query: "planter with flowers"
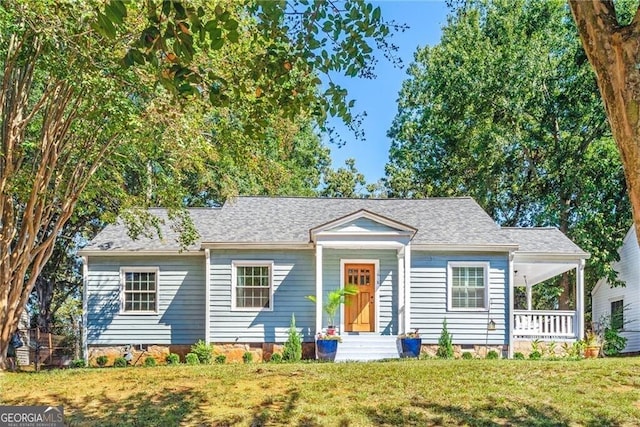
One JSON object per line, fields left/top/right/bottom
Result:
{"left": 398, "top": 329, "right": 422, "bottom": 358}
{"left": 583, "top": 330, "right": 601, "bottom": 359}
{"left": 306, "top": 285, "right": 358, "bottom": 360}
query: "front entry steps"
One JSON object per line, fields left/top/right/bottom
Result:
{"left": 334, "top": 333, "right": 400, "bottom": 362}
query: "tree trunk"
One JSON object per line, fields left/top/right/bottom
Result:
{"left": 569, "top": 1, "right": 640, "bottom": 244}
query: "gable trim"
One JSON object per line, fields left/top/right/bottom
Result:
{"left": 310, "top": 209, "right": 417, "bottom": 242}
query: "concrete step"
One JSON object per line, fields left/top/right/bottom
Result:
{"left": 334, "top": 334, "right": 401, "bottom": 362}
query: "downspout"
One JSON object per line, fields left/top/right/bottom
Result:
{"left": 82, "top": 256, "right": 88, "bottom": 362}
{"left": 508, "top": 251, "right": 515, "bottom": 358}
{"left": 205, "top": 249, "right": 211, "bottom": 344}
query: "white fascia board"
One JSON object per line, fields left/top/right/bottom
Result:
{"left": 78, "top": 250, "right": 204, "bottom": 256}
{"left": 317, "top": 240, "right": 406, "bottom": 249}
{"left": 202, "top": 242, "right": 313, "bottom": 250}
{"left": 411, "top": 243, "right": 518, "bottom": 253}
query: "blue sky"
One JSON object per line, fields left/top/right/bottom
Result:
{"left": 326, "top": 1, "right": 450, "bottom": 183}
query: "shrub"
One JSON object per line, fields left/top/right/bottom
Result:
{"left": 243, "top": 352, "right": 253, "bottom": 364}
{"left": 461, "top": 352, "right": 473, "bottom": 360}
{"left": 166, "top": 353, "right": 180, "bottom": 365}
{"left": 436, "top": 319, "right": 454, "bottom": 359}
{"left": 95, "top": 355, "right": 108, "bottom": 367}
{"left": 113, "top": 356, "right": 128, "bottom": 368}
{"left": 269, "top": 353, "right": 282, "bottom": 363}
{"left": 282, "top": 314, "right": 302, "bottom": 362}
{"left": 191, "top": 340, "right": 214, "bottom": 364}
{"left": 529, "top": 350, "right": 542, "bottom": 360}
{"left": 603, "top": 328, "right": 628, "bottom": 356}
{"left": 144, "top": 356, "right": 157, "bottom": 367}
{"left": 215, "top": 354, "right": 227, "bottom": 364}
{"left": 486, "top": 350, "right": 499, "bottom": 360}
{"left": 185, "top": 353, "right": 200, "bottom": 365}
{"left": 513, "top": 352, "right": 525, "bottom": 360}
{"left": 71, "top": 359, "right": 87, "bottom": 368}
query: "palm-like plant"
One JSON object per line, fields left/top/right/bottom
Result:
{"left": 307, "top": 285, "right": 358, "bottom": 327}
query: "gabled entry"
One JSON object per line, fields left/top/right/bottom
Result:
{"left": 344, "top": 263, "right": 376, "bottom": 332}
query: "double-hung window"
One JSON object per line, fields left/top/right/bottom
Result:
{"left": 448, "top": 262, "right": 489, "bottom": 310}
{"left": 121, "top": 267, "right": 159, "bottom": 313}
{"left": 232, "top": 261, "right": 273, "bottom": 311}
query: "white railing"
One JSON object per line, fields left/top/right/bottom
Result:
{"left": 513, "top": 310, "right": 576, "bottom": 339}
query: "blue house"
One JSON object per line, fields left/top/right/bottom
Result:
{"left": 80, "top": 196, "right": 588, "bottom": 361}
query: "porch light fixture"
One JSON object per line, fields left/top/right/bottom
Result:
{"left": 487, "top": 319, "right": 496, "bottom": 331}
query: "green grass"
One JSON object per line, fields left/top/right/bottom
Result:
{"left": 1, "top": 358, "right": 639, "bottom": 426}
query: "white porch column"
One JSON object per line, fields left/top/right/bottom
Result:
{"left": 507, "top": 252, "right": 515, "bottom": 359}
{"left": 315, "top": 244, "right": 323, "bottom": 334}
{"left": 397, "top": 247, "right": 405, "bottom": 335}
{"left": 526, "top": 284, "right": 533, "bottom": 311}
{"left": 576, "top": 258, "right": 585, "bottom": 340}
{"left": 205, "top": 249, "right": 211, "bottom": 344}
{"left": 82, "top": 256, "right": 88, "bottom": 361}
{"left": 404, "top": 243, "right": 412, "bottom": 333}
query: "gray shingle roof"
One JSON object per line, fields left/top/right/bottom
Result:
{"left": 501, "top": 227, "right": 587, "bottom": 255}
{"left": 82, "top": 197, "right": 587, "bottom": 257}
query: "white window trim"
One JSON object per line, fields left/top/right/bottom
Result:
{"left": 231, "top": 260, "right": 275, "bottom": 312}
{"left": 120, "top": 266, "right": 160, "bottom": 315}
{"left": 447, "top": 261, "right": 490, "bottom": 312}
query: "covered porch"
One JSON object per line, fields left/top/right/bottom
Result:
{"left": 506, "top": 228, "right": 589, "bottom": 348}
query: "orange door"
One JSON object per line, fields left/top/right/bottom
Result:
{"left": 344, "top": 263, "right": 375, "bottom": 332}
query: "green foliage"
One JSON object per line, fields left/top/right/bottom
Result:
{"left": 306, "top": 285, "right": 358, "bottom": 327}
{"left": 165, "top": 353, "right": 180, "bottom": 365}
{"left": 436, "top": 319, "right": 454, "bottom": 359}
{"left": 529, "top": 351, "right": 542, "bottom": 360}
{"left": 191, "top": 340, "right": 214, "bottom": 365}
{"left": 320, "top": 158, "right": 367, "bottom": 198}
{"left": 386, "top": 0, "right": 631, "bottom": 304}
{"left": 513, "top": 352, "right": 525, "bottom": 360}
{"left": 144, "top": 357, "right": 157, "bottom": 367}
{"left": 461, "top": 352, "right": 474, "bottom": 360}
{"left": 486, "top": 350, "right": 499, "bottom": 360}
{"left": 269, "top": 353, "right": 283, "bottom": 363}
{"left": 282, "top": 314, "right": 302, "bottom": 362}
{"left": 242, "top": 352, "right": 253, "bottom": 364}
{"left": 71, "top": 359, "right": 87, "bottom": 368}
{"left": 603, "top": 328, "right": 628, "bottom": 357}
{"left": 95, "top": 356, "right": 108, "bottom": 367}
{"left": 215, "top": 354, "right": 227, "bottom": 364}
{"left": 113, "top": 357, "right": 128, "bottom": 368}
{"left": 185, "top": 353, "right": 200, "bottom": 365}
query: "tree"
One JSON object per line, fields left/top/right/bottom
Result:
{"left": 386, "top": 0, "right": 631, "bottom": 306}
{"left": 569, "top": 0, "right": 640, "bottom": 248}
{"left": 320, "top": 158, "right": 367, "bottom": 197}
{"left": 0, "top": 0, "right": 398, "bottom": 368}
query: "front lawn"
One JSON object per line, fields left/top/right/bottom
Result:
{"left": 1, "top": 358, "right": 639, "bottom": 426}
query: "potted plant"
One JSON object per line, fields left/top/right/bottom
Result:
{"left": 307, "top": 285, "right": 358, "bottom": 361}
{"left": 306, "top": 285, "right": 358, "bottom": 335}
{"left": 398, "top": 329, "right": 422, "bottom": 358}
{"left": 314, "top": 333, "right": 342, "bottom": 361}
{"left": 583, "top": 330, "right": 601, "bottom": 358}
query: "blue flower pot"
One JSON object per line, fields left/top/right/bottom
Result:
{"left": 400, "top": 338, "right": 422, "bottom": 358}
{"left": 316, "top": 339, "right": 338, "bottom": 361}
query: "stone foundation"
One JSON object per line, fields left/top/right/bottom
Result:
{"left": 420, "top": 344, "right": 507, "bottom": 359}
{"left": 88, "top": 342, "right": 316, "bottom": 365}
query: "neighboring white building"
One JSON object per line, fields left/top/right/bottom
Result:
{"left": 592, "top": 226, "right": 640, "bottom": 354}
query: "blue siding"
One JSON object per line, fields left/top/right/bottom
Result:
{"left": 86, "top": 256, "right": 206, "bottom": 345}
{"left": 210, "top": 250, "right": 316, "bottom": 342}
{"left": 410, "top": 252, "right": 508, "bottom": 345}
{"left": 322, "top": 249, "right": 398, "bottom": 335}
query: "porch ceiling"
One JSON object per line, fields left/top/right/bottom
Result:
{"left": 513, "top": 260, "right": 577, "bottom": 287}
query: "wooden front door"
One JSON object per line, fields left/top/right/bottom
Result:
{"left": 344, "top": 263, "right": 375, "bottom": 332}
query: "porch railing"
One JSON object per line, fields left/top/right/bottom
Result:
{"left": 512, "top": 310, "right": 576, "bottom": 339}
